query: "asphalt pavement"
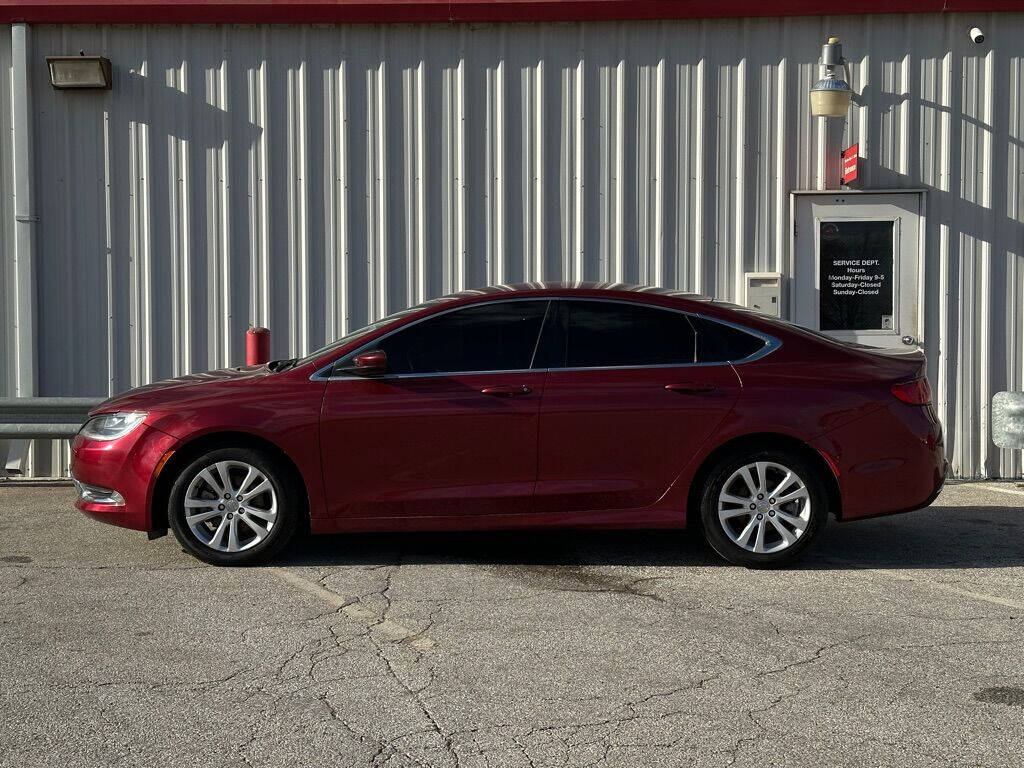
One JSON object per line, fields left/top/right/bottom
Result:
{"left": 1, "top": 481, "right": 1023, "bottom": 767}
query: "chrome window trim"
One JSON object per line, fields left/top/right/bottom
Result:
{"left": 311, "top": 296, "right": 781, "bottom": 381}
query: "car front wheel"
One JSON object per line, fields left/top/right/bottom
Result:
{"left": 699, "top": 448, "right": 828, "bottom": 568}
{"left": 167, "top": 447, "right": 299, "bottom": 565}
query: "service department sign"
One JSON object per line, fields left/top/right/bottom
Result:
{"left": 819, "top": 220, "right": 895, "bottom": 331}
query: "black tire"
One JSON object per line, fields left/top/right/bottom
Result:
{"left": 167, "top": 447, "right": 300, "bottom": 566}
{"left": 699, "top": 447, "right": 829, "bottom": 568}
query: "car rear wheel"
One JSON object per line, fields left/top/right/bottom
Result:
{"left": 167, "top": 447, "right": 299, "bottom": 565}
{"left": 699, "top": 448, "right": 828, "bottom": 567}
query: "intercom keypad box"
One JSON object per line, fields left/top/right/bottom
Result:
{"left": 744, "top": 273, "right": 783, "bottom": 318}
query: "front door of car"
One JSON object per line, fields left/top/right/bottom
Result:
{"left": 533, "top": 300, "right": 742, "bottom": 515}
{"left": 319, "top": 300, "right": 551, "bottom": 519}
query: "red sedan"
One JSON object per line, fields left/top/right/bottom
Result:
{"left": 70, "top": 284, "right": 945, "bottom": 567}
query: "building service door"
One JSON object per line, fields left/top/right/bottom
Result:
{"left": 791, "top": 192, "right": 923, "bottom": 349}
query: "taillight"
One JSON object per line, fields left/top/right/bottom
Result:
{"left": 891, "top": 377, "right": 932, "bottom": 405}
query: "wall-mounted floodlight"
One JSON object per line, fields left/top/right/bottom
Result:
{"left": 46, "top": 54, "right": 112, "bottom": 89}
{"left": 810, "top": 37, "right": 854, "bottom": 118}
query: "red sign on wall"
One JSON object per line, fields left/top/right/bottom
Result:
{"left": 841, "top": 143, "right": 859, "bottom": 185}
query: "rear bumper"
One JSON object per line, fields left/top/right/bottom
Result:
{"left": 812, "top": 402, "right": 946, "bottom": 521}
{"left": 70, "top": 423, "right": 179, "bottom": 532}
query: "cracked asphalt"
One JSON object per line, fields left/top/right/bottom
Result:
{"left": 1, "top": 481, "right": 1023, "bottom": 767}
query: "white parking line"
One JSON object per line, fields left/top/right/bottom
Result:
{"left": 891, "top": 573, "right": 1024, "bottom": 611}
{"left": 267, "top": 567, "right": 436, "bottom": 651}
{"left": 974, "top": 483, "right": 1024, "bottom": 499}
{"left": 823, "top": 556, "right": 1024, "bottom": 612}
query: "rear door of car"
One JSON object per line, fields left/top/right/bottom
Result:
{"left": 319, "top": 299, "right": 551, "bottom": 519}
{"left": 533, "top": 299, "right": 743, "bottom": 516}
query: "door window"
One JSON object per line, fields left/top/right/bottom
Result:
{"left": 562, "top": 301, "right": 697, "bottom": 369}
{"left": 341, "top": 300, "right": 550, "bottom": 375}
{"left": 818, "top": 220, "right": 895, "bottom": 331}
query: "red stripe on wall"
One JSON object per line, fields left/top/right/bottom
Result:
{"left": 0, "top": 0, "right": 1020, "bottom": 25}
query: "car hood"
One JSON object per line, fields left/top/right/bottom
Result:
{"left": 92, "top": 365, "right": 273, "bottom": 414}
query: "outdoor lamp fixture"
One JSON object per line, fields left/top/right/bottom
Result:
{"left": 46, "top": 53, "right": 112, "bottom": 89}
{"left": 810, "top": 37, "right": 854, "bottom": 118}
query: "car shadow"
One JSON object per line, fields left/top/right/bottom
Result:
{"left": 276, "top": 503, "right": 1024, "bottom": 570}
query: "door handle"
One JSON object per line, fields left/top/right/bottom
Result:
{"left": 480, "top": 384, "right": 533, "bottom": 397}
{"left": 665, "top": 382, "right": 718, "bottom": 395}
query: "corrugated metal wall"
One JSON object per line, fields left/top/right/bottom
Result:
{"left": 2, "top": 14, "right": 1023, "bottom": 478}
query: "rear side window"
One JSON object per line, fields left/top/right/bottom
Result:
{"left": 563, "top": 301, "right": 696, "bottom": 368}
{"left": 693, "top": 316, "right": 768, "bottom": 362}
{"left": 346, "top": 300, "right": 550, "bottom": 375}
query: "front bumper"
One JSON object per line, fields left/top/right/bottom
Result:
{"left": 70, "top": 422, "right": 179, "bottom": 532}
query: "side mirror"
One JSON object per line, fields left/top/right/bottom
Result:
{"left": 351, "top": 349, "right": 387, "bottom": 376}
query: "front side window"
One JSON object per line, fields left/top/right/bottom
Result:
{"left": 341, "top": 300, "right": 550, "bottom": 375}
{"left": 298, "top": 297, "right": 458, "bottom": 366}
{"left": 563, "top": 301, "right": 697, "bottom": 369}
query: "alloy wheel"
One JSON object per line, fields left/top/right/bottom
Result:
{"left": 183, "top": 461, "right": 278, "bottom": 553}
{"left": 717, "top": 461, "right": 811, "bottom": 554}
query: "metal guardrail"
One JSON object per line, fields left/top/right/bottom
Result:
{"left": 0, "top": 398, "right": 105, "bottom": 439}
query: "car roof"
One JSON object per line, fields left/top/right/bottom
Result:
{"left": 447, "top": 282, "right": 787, "bottom": 328}
{"left": 422, "top": 283, "right": 863, "bottom": 356}
{"left": 453, "top": 281, "right": 708, "bottom": 298}
{"left": 444, "top": 281, "right": 744, "bottom": 310}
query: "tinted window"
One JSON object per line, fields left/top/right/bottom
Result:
{"left": 565, "top": 301, "right": 696, "bottom": 368}
{"left": 297, "top": 298, "right": 450, "bottom": 365}
{"left": 693, "top": 317, "right": 767, "bottom": 362}
{"left": 531, "top": 300, "right": 568, "bottom": 369}
{"left": 344, "top": 300, "right": 550, "bottom": 375}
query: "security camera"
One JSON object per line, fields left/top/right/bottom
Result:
{"left": 969, "top": 27, "right": 985, "bottom": 44}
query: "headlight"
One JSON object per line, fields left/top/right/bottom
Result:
{"left": 79, "top": 411, "right": 148, "bottom": 441}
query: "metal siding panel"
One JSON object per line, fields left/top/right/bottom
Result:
{"left": 0, "top": 26, "right": 12, "bottom": 401}
{"left": 5, "top": 14, "right": 1024, "bottom": 478}
{"left": 1003, "top": 50, "right": 1024, "bottom": 478}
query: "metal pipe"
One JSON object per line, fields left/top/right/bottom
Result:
{"left": 7, "top": 24, "right": 40, "bottom": 476}
{"left": 11, "top": 23, "right": 38, "bottom": 399}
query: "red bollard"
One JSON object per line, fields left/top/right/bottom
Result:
{"left": 246, "top": 326, "right": 270, "bottom": 366}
